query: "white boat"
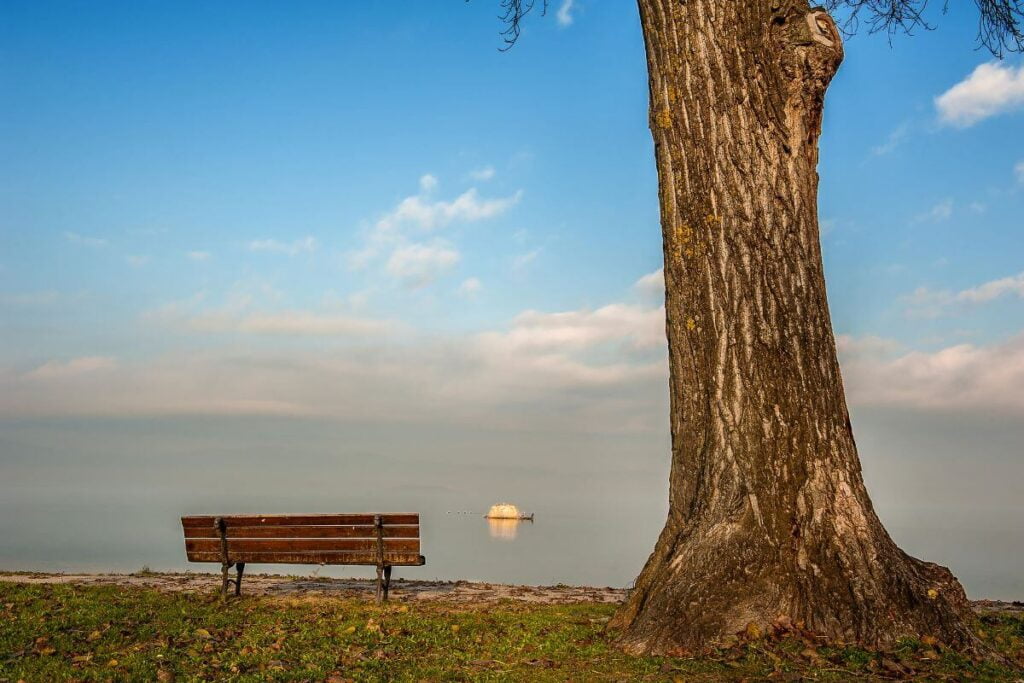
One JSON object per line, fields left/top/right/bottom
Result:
{"left": 483, "top": 503, "right": 534, "bottom": 521}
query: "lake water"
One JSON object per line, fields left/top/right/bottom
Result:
{"left": 1, "top": 413, "right": 1022, "bottom": 598}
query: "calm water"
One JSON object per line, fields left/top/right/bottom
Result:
{"left": 1, "top": 414, "right": 1022, "bottom": 598}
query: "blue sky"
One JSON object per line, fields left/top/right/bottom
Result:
{"left": 1, "top": 2, "right": 1023, "bottom": 592}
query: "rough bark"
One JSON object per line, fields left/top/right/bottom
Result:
{"left": 611, "top": 0, "right": 979, "bottom": 655}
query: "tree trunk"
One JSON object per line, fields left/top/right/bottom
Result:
{"left": 611, "top": 0, "right": 978, "bottom": 655}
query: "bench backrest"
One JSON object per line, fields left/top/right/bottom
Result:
{"left": 181, "top": 513, "right": 423, "bottom": 566}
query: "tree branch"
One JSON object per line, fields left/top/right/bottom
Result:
{"left": 823, "top": 0, "right": 1023, "bottom": 56}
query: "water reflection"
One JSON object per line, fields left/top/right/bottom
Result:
{"left": 487, "top": 518, "right": 523, "bottom": 540}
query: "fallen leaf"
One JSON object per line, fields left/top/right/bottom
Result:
{"left": 87, "top": 630, "right": 102, "bottom": 642}
{"left": 195, "top": 628, "right": 212, "bottom": 639}
{"left": 800, "top": 647, "right": 822, "bottom": 661}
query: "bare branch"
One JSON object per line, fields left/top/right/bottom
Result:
{"left": 824, "top": 0, "right": 1023, "bottom": 56}
{"left": 490, "top": 0, "right": 1022, "bottom": 55}
{"left": 493, "top": 0, "right": 548, "bottom": 51}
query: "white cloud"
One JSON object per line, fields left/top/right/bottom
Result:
{"left": 835, "top": 334, "right": 903, "bottom": 357}
{"left": 469, "top": 166, "right": 496, "bottom": 181}
{"left": 126, "top": 254, "right": 150, "bottom": 268}
{"left": 247, "top": 236, "right": 317, "bottom": 256}
{"left": 935, "top": 62, "right": 1024, "bottom": 127}
{"left": 840, "top": 333, "right": 1024, "bottom": 416}
{"left": 912, "top": 198, "right": 953, "bottom": 224}
{"left": 386, "top": 243, "right": 460, "bottom": 288}
{"left": 484, "top": 303, "right": 665, "bottom": 353}
{"left": 955, "top": 272, "right": 1024, "bottom": 304}
{"left": 902, "top": 271, "right": 1024, "bottom": 318}
{"left": 11, "top": 269, "right": 1024, "bottom": 427}
{"left": 419, "top": 174, "right": 438, "bottom": 192}
{"left": 1015, "top": 160, "right": 1024, "bottom": 184}
{"left": 24, "top": 356, "right": 116, "bottom": 380}
{"left": 511, "top": 248, "right": 541, "bottom": 272}
{"left": 1, "top": 296, "right": 668, "bottom": 431}
{"left": 458, "top": 277, "right": 483, "bottom": 298}
{"left": 64, "top": 231, "right": 106, "bottom": 247}
{"left": 870, "top": 122, "right": 909, "bottom": 156}
{"left": 191, "top": 310, "right": 395, "bottom": 337}
{"left": 633, "top": 268, "right": 664, "bottom": 298}
{"left": 376, "top": 187, "right": 521, "bottom": 233}
{"left": 556, "top": 0, "right": 576, "bottom": 27}
{"left": 187, "top": 251, "right": 211, "bottom": 262}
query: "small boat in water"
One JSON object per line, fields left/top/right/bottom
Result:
{"left": 484, "top": 503, "right": 534, "bottom": 521}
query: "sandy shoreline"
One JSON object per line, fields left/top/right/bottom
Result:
{"left": 3, "top": 571, "right": 1022, "bottom": 614}
{"left": 0, "top": 571, "right": 627, "bottom": 605}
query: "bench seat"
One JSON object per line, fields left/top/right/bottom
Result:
{"left": 180, "top": 513, "right": 424, "bottom": 601}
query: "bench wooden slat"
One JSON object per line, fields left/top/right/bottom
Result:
{"left": 185, "top": 551, "right": 425, "bottom": 566}
{"left": 185, "top": 538, "right": 419, "bottom": 554}
{"left": 181, "top": 513, "right": 419, "bottom": 528}
{"left": 181, "top": 512, "right": 425, "bottom": 601}
{"left": 183, "top": 525, "right": 419, "bottom": 539}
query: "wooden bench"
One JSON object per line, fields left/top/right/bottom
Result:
{"left": 180, "top": 513, "right": 425, "bottom": 602}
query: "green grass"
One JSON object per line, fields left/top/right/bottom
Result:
{"left": 1, "top": 582, "right": 1021, "bottom": 681}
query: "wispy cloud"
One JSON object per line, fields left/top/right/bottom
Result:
{"left": 835, "top": 334, "right": 903, "bottom": 357}
{"left": 511, "top": 248, "right": 541, "bottom": 272}
{"left": 419, "top": 173, "right": 438, "bottom": 192}
{"left": 633, "top": 268, "right": 664, "bottom": 299}
{"left": 386, "top": 243, "right": 460, "bottom": 288}
{"left": 468, "top": 166, "right": 496, "bottom": 182}
{"left": 458, "top": 277, "right": 483, "bottom": 298}
{"left": 1015, "top": 160, "right": 1024, "bottom": 184}
{"left": 187, "top": 251, "right": 211, "bottom": 262}
{"left": 556, "top": 0, "right": 576, "bottom": 27}
{"left": 870, "top": 122, "right": 909, "bottom": 156}
{"left": 935, "top": 62, "right": 1024, "bottom": 127}
{"left": 248, "top": 236, "right": 317, "bottom": 256}
{"left": 24, "top": 356, "right": 117, "bottom": 380}
{"left": 3, "top": 284, "right": 668, "bottom": 431}
{"left": 912, "top": 198, "right": 953, "bottom": 224}
{"left": 376, "top": 187, "right": 521, "bottom": 233}
{"left": 840, "top": 333, "right": 1024, "bottom": 417}
{"left": 902, "top": 271, "right": 1024, "bottom": 318}
{"left": 126, "top": 254, "right": 150, "bottom": 268}
{"left": 190, "top": 310, "right": 395, "bottom": 337}
{"left": 64, "top": 231, "right": 106, "bottom": 247}
{"left": 11, "top": 272, "right": 1024, "bottom": 426}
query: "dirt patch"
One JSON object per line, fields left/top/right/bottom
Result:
{"left": 0, "top": 571, "right": 627, "bottom": 605}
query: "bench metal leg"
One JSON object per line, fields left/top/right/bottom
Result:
{"left": 220, "top": 562, "right": 231, "bottom": 601}
{"left": 235, "top": 562, "right": 245, "bottom": 596}
{"left": 383, "top": 565, "right": 392, "bottom": 601}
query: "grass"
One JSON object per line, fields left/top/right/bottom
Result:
{"left": 1, "top": 581, "right": 1022, "bottom": 681}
